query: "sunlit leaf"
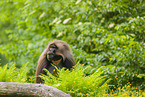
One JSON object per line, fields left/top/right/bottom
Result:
{"left": 63, "top": 18, "right": 71, "bottom": 24}
{"left": 39, "top": 12, "right": 45, "bottom": 20}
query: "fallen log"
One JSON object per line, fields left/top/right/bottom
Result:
{"left": 0, "top": 82, "right": 71, "bottom": 97}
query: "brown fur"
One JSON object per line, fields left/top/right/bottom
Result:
{"left": 35, "top": 40, "right": 75, "bottom": 83}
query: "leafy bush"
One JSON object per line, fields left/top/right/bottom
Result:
{"left": 41, "top": 64, "right": 110, "bottom": 97}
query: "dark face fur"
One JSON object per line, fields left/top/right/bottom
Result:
{"left": 47, "top": 44, "right": 62, "bottom": 61}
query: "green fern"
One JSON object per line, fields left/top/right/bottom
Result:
{"left": 41, "top": 64, "right": 111, "bottom": 97}
{"left": 0, "top": 63, "right": 28, "bottom": 82}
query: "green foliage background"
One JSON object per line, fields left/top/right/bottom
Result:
{"left": 0, "top": 0, "right": 145, "bottom": 95}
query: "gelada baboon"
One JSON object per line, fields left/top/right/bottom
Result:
{"left": 35, "top": 40, "right": 75, "bottom": 83}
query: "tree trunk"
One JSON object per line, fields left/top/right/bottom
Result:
{"left": 0, "top": 82, "right": 71, "bottom": 97}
